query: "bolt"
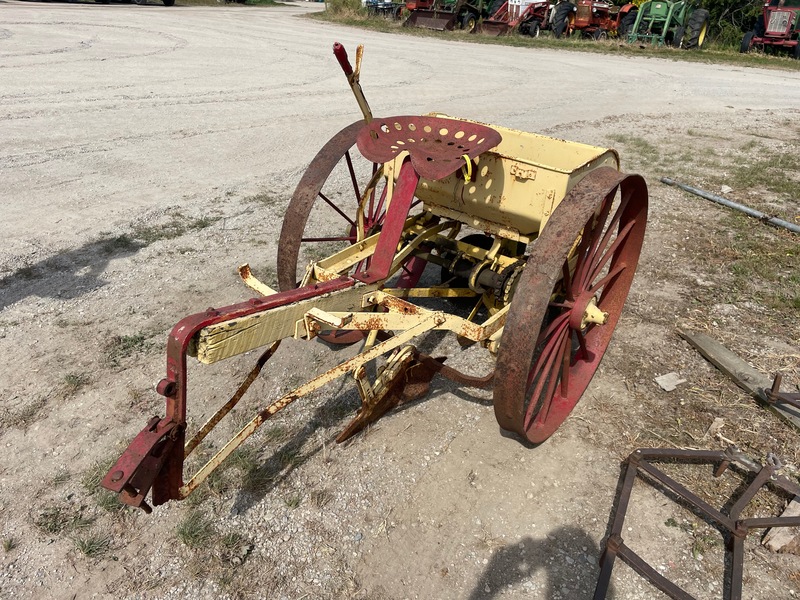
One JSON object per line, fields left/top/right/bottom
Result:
{"left": 110, "top": 470, "right": 124, "bottom": 483}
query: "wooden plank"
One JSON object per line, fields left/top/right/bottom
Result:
{"left": 763, "top": 497, "right": 800, "bottom": 553}
{"left": 679, "top": 331, "right": 800, "bottom": 431}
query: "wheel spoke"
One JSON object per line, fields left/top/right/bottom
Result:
{"left": 560, "top": 332, "right": 573, "bottom": 397}
{"left": 540, "top": 333, "right": 570, "bottom": 423}
{"left": 579, "top": 192, "right": 632, "bottom": 289}
{"left": 367, "top": 162, "right": 378, "bottom": 220}
{"left": 535, "top": 310, "right": 570, "bottom": 347}
{"left": 344, "top": 150, "right": 361, "bottom": 202}
{"left": 588, "top": 262, "right": 627, "bottom": 296}
{"left": 574, "top": 329, "right": 588, "bottom": 360}
{"left": 319, "top": 192, "right": 357, "bottom": 228}
{"left": 368, "top": 185, "right": 387, "bottom": 232}
{"left": 562, "top": 260, "right": 574, "bottom": 300}
{"left": 574, "top": 193, "right": 614, "bottom": 289}
{"left": 525, "top": 329, "right": 569, "bottom": 428}
{"left": 526, "top": 318, "right": 569, "bottom": 389}
{"left": 586, "top": 215, "right": 636, "bottom": 287}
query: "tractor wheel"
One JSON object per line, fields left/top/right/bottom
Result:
{"left": 618, "top": 10, "right": 637, "bottom": 36}
{"left": 493, "top": 167, "right": 648, "bottom": 444}
{"left": 461, "top": 12, "right": 478, "bottom": 33}
{"left": 552, "top": 2, "right": 576, "bottom": 38}
{"left": 277, "top": 120, "right": 427, "bottom": 343}
{"left": 593, "top": 28, "right": 608, "bottom": 40}
{"left": 670, "top": 26, "right": 685, "bottom": 48}
{"left": 162, "top": 0, "right": 175, "bottom": 5}
{"left": 526, "top": 19, "right": 542, "bottom": 37}
{"left": 684, "top": 8, "right": 709, "bottom": 50}
{"left": 740, "top": 31, "right": 755, "bottom": 53}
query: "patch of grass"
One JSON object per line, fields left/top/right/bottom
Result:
{"left": 95, "top": 490, "right": 126, "bottom": 514}
{"left": 101, "top": 234, "right": 140, "bottom": 255}
{"left": 729, "top": 146, "right": 800, "bottom": 197}
{"left": 177, "top": 510, "right": 216, "bottom": 549}
{"left": 310, "top": 488, "right": 332, "bottom": 508}
{"left": 1, "top": 396, "right": 47, "bottom": 431}
{"left": 75, "top": 533, "right": 111, "bottom": 558}
{"left": 131, "top": 215, "right": 220, "bottom": 245}
{"left": 277, "top": 448, "right": 304, "bottom": 469}
{"left": 264, "top": 425, "right": 291, "bottom": 444}
{"left": 106, "top": 333, "right": 150, "bottom": 366}
{"left": 245, "top": 191, "right": 282, "bottom": 207}
{"left": 284, "top": 494, "right": 302, "bottom": 509}
{"left": 52, "top": 468, "right": 71, "bottom": 487}
{"left": 15, "top": 265, "right": 40, "bottom": 280}
{"left": 34, "top": 506, "right": 95, "bottom": 535}
{"left": 82, "top": 458, "right": 117, "bottom": 495}
{"left": 609, "top": 135, "right": 660, "bottom": 164}
{"left": 3, "top": 538, "right": 17, "bottom": 553}
{"left": 63, "top": 372, "right": 90, "bottom": 395}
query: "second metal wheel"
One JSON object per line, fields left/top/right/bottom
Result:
{"left": 493, "top": 167, "right": 648, "bottom": 444}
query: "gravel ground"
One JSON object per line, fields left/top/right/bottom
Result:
{"left": 1, "top": 2, "right": 799, "bottom": 599}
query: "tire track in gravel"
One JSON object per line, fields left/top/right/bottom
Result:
{"left": 0, "top": 20, "right": 188, "bottom": 68}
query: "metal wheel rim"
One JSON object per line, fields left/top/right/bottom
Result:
{"left": 493, "top": 167, "right": 648, "bottom": 443}
{"left": 276, "top": 120, "right": 426, "bottom": 344}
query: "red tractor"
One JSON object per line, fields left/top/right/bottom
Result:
{"left": 740, "top": 0, "right": 800, "bottom": 58}
{"left": 565, "top": 0, "right": 638, "bottom": 39}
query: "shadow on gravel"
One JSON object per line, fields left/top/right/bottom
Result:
{"left": 0, "top": 236, "right": 143, "bottom": 312}
{"left": 468, "top": 526, "right": 615, "bottom": 599}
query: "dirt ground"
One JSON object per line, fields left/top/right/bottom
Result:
{"left": 1, "top": 2, "right": 799, "bottom": 599}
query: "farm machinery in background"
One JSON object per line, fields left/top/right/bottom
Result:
{"left": 404, "top": 0, "right": 497, "bottom": 31}
{"left": 626, "top": 0, "right": 710, "bottom": 47}
{"left": 740, "top": 0, "right": 800, "bottom": 58}
{"left": 569, "top": 0, "right": 639, "bottom": 39}
{"left": 101, "top": 42, "right": 648, "bottom": 513}
{"left": 482, "top": 0, "right": 640, "bottom": 39}
{"left": 481, "top": 0, "right": 551, "bottom": 36}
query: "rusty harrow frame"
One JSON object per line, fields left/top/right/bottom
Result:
{"left": 594, "top": 446, "right": 800, "bottom": 600}
{"left": 102, "top": 43, "right": 649, "bottom": 512}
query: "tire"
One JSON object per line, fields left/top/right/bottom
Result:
{"left": 461, "top": 11, "right": 478, "bottom": 33}
{"left": 740, "top": 30, "right": 755, "bottom": 53}
{"left": 162, "top": 0, "right": 175, "bottom": 5}
{"left": 683, "top": 8, "right": 709, "bottom": 50}
{"left": 618, "top": 10, "right": 637, "bottom": 36}
{"left": 593, "top": 28, "right": 608, "bottom": 40}
{"left": 754, "top": 15, "right": 765, "bottom": 37}
{"left": 670, "top": 26, "right": 685, "bottom": 47}
{"left": 552, "top": 2, "right": 576, "bottom": 38}
{"left": 794, "top": 42, "right": 800, "bottom": 60}
{"left": 526, "top": 19, "right": 541, "bottom": 37}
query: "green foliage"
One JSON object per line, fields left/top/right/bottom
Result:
{"left": 327, "top": 0, "right": 363, "bottom": 15}
{"left": 701, "top": 0, "right": 762, "bottom": 42}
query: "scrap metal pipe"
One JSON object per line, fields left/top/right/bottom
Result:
{"left": 660, "top": 177, "right": 800, "bottom": 234}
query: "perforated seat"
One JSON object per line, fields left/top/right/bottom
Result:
{"left": 356, "top": 115, "right": 502, "bottom": 182}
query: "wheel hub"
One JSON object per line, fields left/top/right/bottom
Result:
{"left": 569, "top": 293, "right": 608, "bottom": 331}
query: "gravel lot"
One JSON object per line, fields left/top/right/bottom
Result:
{"left": 1, "top": 2, "right": 799, "bottom": 599}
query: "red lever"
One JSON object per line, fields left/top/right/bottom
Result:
{"left": 333, "top": 42, "right": 353, "bottom": 76}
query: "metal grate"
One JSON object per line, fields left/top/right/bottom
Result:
{"left": 766, "top": 10, "right": 792, "bottom": 34}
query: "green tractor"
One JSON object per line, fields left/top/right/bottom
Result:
{"left": 626, "top": 0, "right": 709, "bottom": 48}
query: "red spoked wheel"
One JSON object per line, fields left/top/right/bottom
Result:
{"left": 277, "top": 120, "right": 427, "bottom": 344}
{"left": 493, "top": 167, "right": 648, "bottom": 444}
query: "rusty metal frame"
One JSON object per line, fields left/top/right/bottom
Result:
{"left": 766, "top": 372, "right": 800, "bottom": 412}
{"left": 593, "top": 447, "right": 800, "bottom": 600}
